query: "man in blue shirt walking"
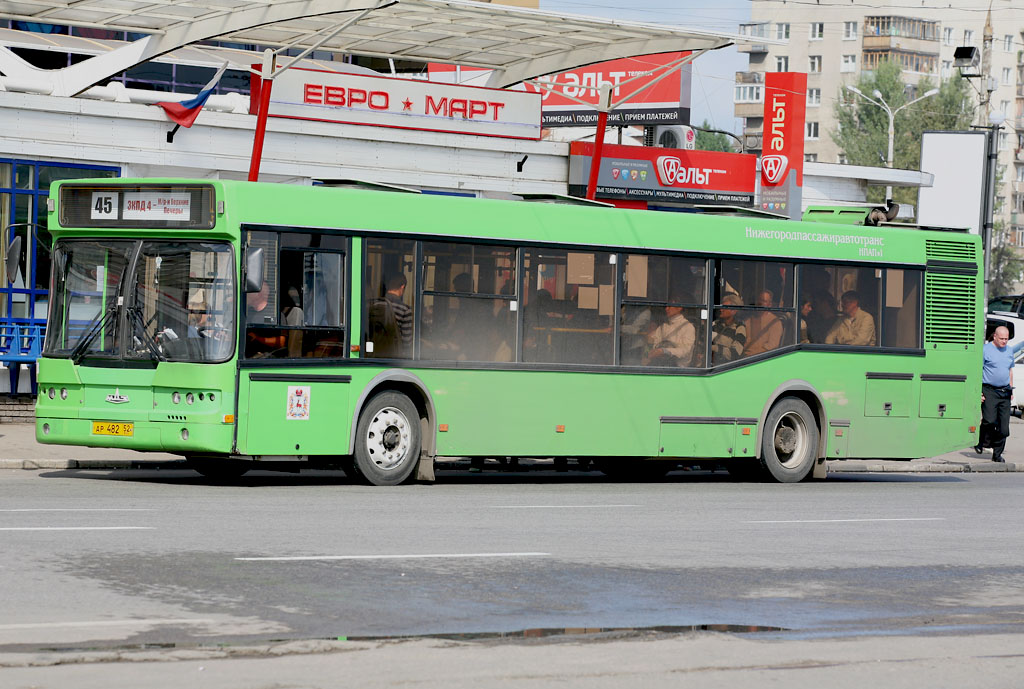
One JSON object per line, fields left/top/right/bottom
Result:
{"left": 976, "top": 325, "right": 1014, "bottom": 462}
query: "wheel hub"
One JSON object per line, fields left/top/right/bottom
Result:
{"left": 775, "top": 426, "right": 797, "bottom": 454}
{"left": 365, "top": 406, "right": 411, "bottom": 471}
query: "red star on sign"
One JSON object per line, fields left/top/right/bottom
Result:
{"left": 402, "top": 98, "right": 413, "bottom": 111}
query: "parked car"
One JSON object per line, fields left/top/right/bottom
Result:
{"left": 988, "top": 294, "right": 1024, "bottom": 316}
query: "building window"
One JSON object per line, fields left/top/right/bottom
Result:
{"left": 739, "top": 23, "right": 768, "bottom": 38}
{"left": 944, "top": 27, "right": 954, "bottom": 45}
{"left": 1006, "top": 35, "right": 1014, "bottom": 52}
{"left": 776, "top": 55, "right": 789, "bottom": 72}
{"left": 1000, "top": 131, "right": 1009, "bottom": 150}
{"left": 1016, "top": 166, "right": 1024, "bottom": 183}
{"left": 776, "top": 23, "right": 790, "bottom": 40}
{"left": 841, "top": 55, "right": 856, "bottom": 73}
{"left": 809, "top": 55, "right": 822, "bottom": 72}
{"left": 804, "top": 153, "right": 818, "bottom": 162}
{"left": 963, "top": 29, "right": 974, "bottom": 45}
{"left": 734, "top": 84, "right": 763, "bottom": 103}
{"left": 1016, "top": 229, "right": 1024, "bottom": 247}
{"left": 0, "top": 160, "right": 120, "bottom": 325}
{"left": 838, "top": 153, "right": 848, "bottom": 164}
{"left": 806, "top": 122, "right": 819, "bottom": 139}
{"left": 1003, "top": 67, "right": 1012, "bottom": 85}
{"left": 1001, "top": 100, "right": 1011, "bottom": 117}
{"left": 843, "top": 22, "right": 858, "bottom": 40}
{"left": 807, "top": 88, "right": 821, "bottom": 106}
{"left": 809, "top": 22, "right": 824, "bottom": 40}
{"left": 941, "top": 60, "right": 952, "bottom": 78}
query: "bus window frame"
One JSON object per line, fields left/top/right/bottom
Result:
{"left": 243, "top": 224, "right": 929, "bottom": 372}
{"left": 239, "top": 224, "right": 352, "bottom": 365}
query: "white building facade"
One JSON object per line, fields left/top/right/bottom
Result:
{"left": 735, "top": 0, "right": 1024, "bottom": 241}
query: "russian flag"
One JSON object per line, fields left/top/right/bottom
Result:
{"left": 155, "top": 62, "right": 229, "bottom": 128}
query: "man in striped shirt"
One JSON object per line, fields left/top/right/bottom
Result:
{"left": 712, "top": 293, "right": 746, "bottom": 364}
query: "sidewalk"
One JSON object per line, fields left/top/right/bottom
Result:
{"left": 1, "top": 418, "right": 1021, "bottom": 473}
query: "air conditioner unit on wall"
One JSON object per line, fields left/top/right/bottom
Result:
{"left": 652, "top": 125, "right": 695, "bottom": 150}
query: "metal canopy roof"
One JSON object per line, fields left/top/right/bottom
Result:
{"left": 0, "top": 0, "right": 771, "bottom": 97}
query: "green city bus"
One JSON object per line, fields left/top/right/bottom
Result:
{"left": 31, "top": 179, "right": 982, "bottom": 484}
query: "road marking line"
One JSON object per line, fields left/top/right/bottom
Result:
{"left": 745, "top": 518, "right": 946, "bottom": 524}
{"left": 236, "top": 552, "right": 550, "bottom": 562}
{"left": 0, "top": 618, "right": 215, "bottom": 631}
{"left": 0, "top": 508, "right": 155, "bottom": 512}
{"left": 0, "top": 526, "right": 154, "bottom": 531}
{"left": 490, "top": 505, "right": 639, "bottom": 509}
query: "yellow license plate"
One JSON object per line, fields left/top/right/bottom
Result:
{"left": 91, "top": 421, "right": 134, "bottom": 437}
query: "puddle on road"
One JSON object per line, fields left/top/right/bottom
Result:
{"left": 342, "top": 623, "right": 787, "bottom": 642}
{"left": 31, "top": 623, "right": 786, "bottom": 656}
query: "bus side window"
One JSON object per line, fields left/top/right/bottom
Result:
{"left": 523, "top": 248, "right": 614, "bottom": 366}
{"left": 800, "top": 264, "right": 881, "bottom": 347}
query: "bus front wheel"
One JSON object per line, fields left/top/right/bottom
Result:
{"left": 352, "top": 392, "right": 422, "bottom": 486}
{"left": 760, "top": 398, "right": 818, "bottom": 483}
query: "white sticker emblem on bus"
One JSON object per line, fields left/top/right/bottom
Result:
{"left": 106, "top": 388, "right": 130, "bottom": 404}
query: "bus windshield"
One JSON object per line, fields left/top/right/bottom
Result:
{"left": 45, "top": 240, "right": 235, "bottom": 363}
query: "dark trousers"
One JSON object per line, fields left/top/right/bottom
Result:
{"left": 980, "top": 383, "right": 1012, "bottom": 456}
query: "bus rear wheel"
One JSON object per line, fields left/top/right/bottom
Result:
{"left": 759, "top": 398, "right": 818, "bottom": 483}
{"left": 352, "top": 392, "right": 422, "bottom": 486}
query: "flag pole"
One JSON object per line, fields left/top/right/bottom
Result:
{"left": 248, "top": 50, "right": 276, "bottom": 183}
{"left": 585, "top": 85, "right": 613, "bottom": 201}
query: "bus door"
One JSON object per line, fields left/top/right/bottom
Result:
{"left": 236, "top": 229, "right": 350, "bottom": 456}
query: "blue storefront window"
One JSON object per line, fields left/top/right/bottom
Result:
{"left": 1, "top": 160, "right": 120, "bottom": 327}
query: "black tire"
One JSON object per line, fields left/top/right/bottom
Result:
{"left": 352, "top": 392, "right": 422, "bottom": 486}
{"left": 759, "top": 397, "right": 819, "bottom": 483}
{"left": 186, "top": 456, "right": 250, "bottom": 480}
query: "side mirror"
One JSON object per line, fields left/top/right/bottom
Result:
{"left": 244, "top": 246, "right": 264, "bottom": 293}
{"left": 5, "top": 235, "right": 22, "bottom": 284}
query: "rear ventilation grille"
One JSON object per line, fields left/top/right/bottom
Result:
{"left": 926, "top": 239, "right": 976, "bottom": 262}
{"left": 924, "top": 272, "right": 976, "bottom": 345}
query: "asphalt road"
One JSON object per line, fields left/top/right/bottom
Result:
{"left": 2, "top": 467, "right": 1024, "bottom": 687}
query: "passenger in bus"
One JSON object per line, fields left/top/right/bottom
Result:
{"left": 368, "top": 273, "right": 413, "bottom": 358}
{"left": 825, "top": 290, "right": 876, "bottom": 346}
{"left": 620, "top": 305, "right": 653, "bottom": 365}
{"left": 803, "top": 291, "right": 838, "bottom": 343}
{"left": 711, "top": 293, "right": 746, "bottom": 363}
{"left": 644, "top": 293, "right": 695, "bottom": 367}
{"left": 744, "top": 290, "right": 783, "bottom": 355}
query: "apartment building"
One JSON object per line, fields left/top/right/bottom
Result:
{"left": 735, "top": 0, "right": 1024, "bottom": 239}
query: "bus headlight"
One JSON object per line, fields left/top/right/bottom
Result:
{"left": 48, "top": 387, "right": 55, "bottom": 399}
{"left": 186, "top": 393, "right": 194, "bottom": 405}
{"left": 172, "top": 392, "right": 181, "bottom": 404}
{"left": 60, "top": 388, "right": 68, "bottom": 400}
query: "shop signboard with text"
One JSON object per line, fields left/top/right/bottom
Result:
{"left": 759, "top": 72, "right": 806, "bottom": 220}
{"left": 429, "top": 52, "right": 691, "bottom": 127}
{"left": 568, "top": 142, "right": 757, "bottom": 206}
{"left": 251, "top": 66, "right": 542, "bottom": 139}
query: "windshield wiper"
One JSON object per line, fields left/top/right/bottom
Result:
{"left": 128, "top": 306, "right": 165, "bottom": 362}
{"left": 69, "top": 304, "right": 118, "bottom": 364}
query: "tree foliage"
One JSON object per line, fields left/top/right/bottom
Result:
{"left": 693, "top": 119, "right": 736, "bottom": 152}
{"left": 988, "top": 220, "right": 1024, "bottom": 297}
{"left": 831, "top": 60, "right": 974, "bottom": 207}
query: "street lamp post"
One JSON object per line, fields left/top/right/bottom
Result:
{"left": 845, "top": 85, "right": 940, "bottom": 206}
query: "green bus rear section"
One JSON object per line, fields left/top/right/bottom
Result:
{"left": 35, "top": 179, "right": 983, "bottom": 465}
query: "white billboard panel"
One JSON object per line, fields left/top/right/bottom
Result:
{"left": 918, "top": 131, "right": 987, "bottom": 234}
